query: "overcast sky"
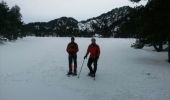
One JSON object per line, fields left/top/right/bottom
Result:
{"left": 3, "top": 0, "right": 147, "bottom": 23}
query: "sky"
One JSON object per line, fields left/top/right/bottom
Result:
{"left": 3, "top": 0, "right": 147, "bottom": 23}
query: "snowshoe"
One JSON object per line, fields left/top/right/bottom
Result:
{"left": 88, "top": 72, "right": 93, "bottom": 76}
{"left": 91, "top": 74, "right": 95, "bottom": 77}
{"left": 87, "top": 73, "right": 96, "bottom": 80}
{"left": 67, "top": 72, "right": 72, "bottom": 76}
{"left": 88, "top": 73, "right": 95, "bottom": 77}
{"left": 72, "top": 72, "right": 77, "bottom": 76}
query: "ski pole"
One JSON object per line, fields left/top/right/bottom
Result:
{"left": 77, "top": 58, "right": 85, "bottom": 78}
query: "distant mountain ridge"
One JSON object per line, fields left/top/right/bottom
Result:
{"left": 24, "top": 6, "right": 133, "bottom": 37}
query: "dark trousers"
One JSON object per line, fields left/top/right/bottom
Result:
{"left": 87, "top": 57, "right": 98, "bottom": 75}
{"left": 68, "top": 54, "right": 77, "bottom": 73}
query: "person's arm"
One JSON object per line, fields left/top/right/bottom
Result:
{"left": 66, "top": 43, "right": 70, "bottom": 53}
{"left": 97, "top": 45, "right": 100, "bottom": 58}
{"left": 76, "top": 43, "right": 79, "bottom": 53}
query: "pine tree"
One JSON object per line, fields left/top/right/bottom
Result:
{"left": 0, "top": 1, "right": 23, "bottom": 40}
{"left": 129, "top": 0, "right": 170, "bottom": 62}
{"left": 0, "top": 1, "right": 9, "bottom": 39}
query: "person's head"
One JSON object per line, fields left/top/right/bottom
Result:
{"left": 91, "top": 38, "right": 96, "bottom": 44}
{"left": 71, "top": 36, "right": 75, "bottom": 42}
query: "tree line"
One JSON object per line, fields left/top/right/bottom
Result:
{"left": 0, "top": 1, "right": 24, "bottom": 40}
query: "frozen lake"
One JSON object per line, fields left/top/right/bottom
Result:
{"left": 0, "top": 37, "right": 170, "bottom": 100}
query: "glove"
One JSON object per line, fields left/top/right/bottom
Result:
{"left": 84, "top": 55, "right": 87, "bottom": 59}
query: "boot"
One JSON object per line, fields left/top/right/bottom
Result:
{"left": 67, "top": 71, "right": 72, "bottom": 75}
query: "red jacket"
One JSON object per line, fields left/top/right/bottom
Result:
{"left": 66, "top": 42, "right": 79, "bottom": 55}
{"left": 86, "top": 43, "right": 100, "bottom": 58}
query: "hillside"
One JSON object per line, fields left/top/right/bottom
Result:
{"left": 24, "top": 6, "right": 133, "bottom": 37}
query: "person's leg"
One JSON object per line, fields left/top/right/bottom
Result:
{"left": 93, "top": 58, "right": 98, "bottom": 76}
{"left": 68, "top": 55, "right": 73, "bottom": 74}
{"left": 73, "top": 54, "right": 77, "bottom": 75}
{"left": 87, "top": 57, "right": 93, "bottom": 75}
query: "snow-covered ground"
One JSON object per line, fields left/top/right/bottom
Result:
{"left": 0, "top": 37, "right": 170, "bottom": 100}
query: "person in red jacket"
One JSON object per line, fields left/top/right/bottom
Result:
{"left": 66, "top": 37, "right": 79, "bottom": 76}
{"left": 84, "top": 38, "right": 100, "bottom": 77}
